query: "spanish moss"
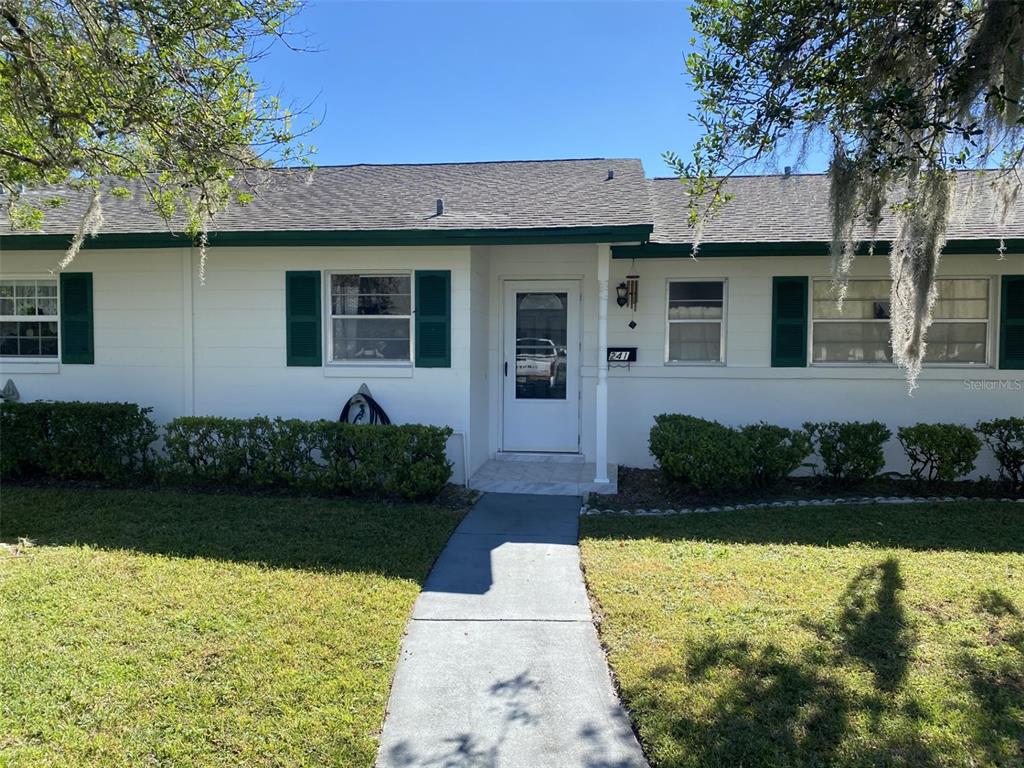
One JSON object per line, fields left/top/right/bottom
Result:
{"left": 59, "top": 187, "right": 103, "bottom": 271}
{"left": 828, "top": 149, "right": 859, "bottom": 307}
{"left": 888, "top": 170, "right": 953, "bottom": 393}
{"left": 681, "top": 0, "right": 1024, "bottom": 389}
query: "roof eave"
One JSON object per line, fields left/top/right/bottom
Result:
{"left": 1, "top": 224, "right": 654, "bottom": 251}
{"left": 611, "top": 238, "right": 1024, "bottom": 258}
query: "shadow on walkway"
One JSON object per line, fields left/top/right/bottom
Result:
{"left": 377, "top": 493, "right": 647, "bottom": 768}
{"left": 418, "top": 493, "right": 581, "bottom": 596}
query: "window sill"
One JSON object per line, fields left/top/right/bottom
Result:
{"left": 323, "top": 363, "right": 413, "bottom": 379}
{"left": 810, "top": 362, "right": 992, "bottom": 369}
{"left": 0, "top": 359, "right": 60, "bottom": 374}
{"left": 597, "top": 364, "right": 1015, "bottom": 382}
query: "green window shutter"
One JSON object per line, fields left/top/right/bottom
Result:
{"left": 286, "top": 271, "right": 322, "bottom": 366}
{"left": 415, "top": 270, "right": 451, "bottom": 368}
{"left": 60, "top": 272, "right": 94, "bottom": 364}
{"left": 771, "top": 276, "right": 808, "bottom": 367}
{"left": 999, "top": 275, "right": 1024, "bottom": 369}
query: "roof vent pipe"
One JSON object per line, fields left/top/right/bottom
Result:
{"left": 436, "top": 198, "right": 444, "bottom": 216}
{"left": 607, "top": 169, "right": 615, "bottom": 181}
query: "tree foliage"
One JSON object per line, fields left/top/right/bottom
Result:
{"left": 671, "top": 0, "right": 1024, "bottom": 389}
{"left": 0, "top": 0, "right": 315, "bottom": 272}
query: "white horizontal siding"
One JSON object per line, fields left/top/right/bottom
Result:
{"left": 1, "top": 245, "right": 474, "bottom": 482}
{"left": 0, "top": 243, "right": 1019, "bottom": 480}
{"left": 0, "top": 248, "right": 189, "bottom": 421}
{"left": 606, "top": 251, "right": 1023, "bottom": 475}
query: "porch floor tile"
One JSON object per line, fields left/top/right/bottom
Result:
{"left": 468, "top": 459, "right": 617, "bottom": 496}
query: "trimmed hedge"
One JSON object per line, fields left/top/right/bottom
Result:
{"left": 4, "top": 400, "right": 1015, "bottom": 499}
{"left": 803, "top": 420, "right": 892, "bottom": 484}
{"left": 976, "top": 417, "right": 1024, "bottom": 490}
{"left": 650, "top": 415, "right": 810, "bottom": 493}
{"left": 741, "top": 423, "right": 813, "bottom": 489}
{"left": 650, "top": 414, "right": 751, "bottom": 493}
{"left": 651, "top": 415, "right": 1015, "bottom": 490}
{"left": 897, "top": 423, "right": 982, "bottom": 482}
{"left": 1, "top": 402, "right": 453, "bottom": 500}
{"left": 0, "top": 401, "right": 157, "bottom": 481}
{"left": 162, "top": 416, "right": 453, "bottom": 500}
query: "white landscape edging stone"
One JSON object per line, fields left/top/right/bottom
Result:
{"left": 580, "top": 495, "right": 1024, "bottom": 517}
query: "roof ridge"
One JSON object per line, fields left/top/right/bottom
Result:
{"left": 280, "top": 158, "right": 640, "bottom": 170}
{"left": 650, "top": 167, "right": 1013, "bottom": 181}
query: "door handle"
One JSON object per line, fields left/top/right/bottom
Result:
{"left": 504, "top": 361, "right": 508, "bottom": 376}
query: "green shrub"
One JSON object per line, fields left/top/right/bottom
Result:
{"left": 740, "top": 423, "right": 813, "bottom": 489}
{"left": 976, "top": 417, "right": 1024, "bottom": 490}
{"left": 649, "top": 416, "right": 811, "bottom": 493}
{"left": 896, "top": 423, "right": 981, "bottom": 482}
{"left": 803, "top": 420, "right": 892, "bottom": 484}
{"left": 162, "top": 416, "right": 453, "bottom": 499}
{"left": 0, "top": 401, "right": 157, "bottom": 481}
{"left": 162, "top": 416, "right": 277, "bottom": 484}
{"left": 650, "top": 414, "right": 753, "bottom": 493}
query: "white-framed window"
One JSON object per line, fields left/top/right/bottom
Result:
{"left": 665, "top": 279, "right": 726, "bottom": 364}
{"left": 811, "top": 277, "right": 991, "bottom": 365}
{"left": 328, "top": 272, "right": 412, "bottom": 363}
{"left": 0, "top": 278, "right": 59, "bottom": 358}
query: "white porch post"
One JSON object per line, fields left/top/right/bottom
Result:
{"left": 594, "top": 244, "right": 610, "bottom": 484}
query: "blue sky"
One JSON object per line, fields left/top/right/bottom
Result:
{"left": 250, "top": 1, "right": 707, "bottom": 178}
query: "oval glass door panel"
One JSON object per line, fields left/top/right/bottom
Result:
{"left": 515, "top": 292, "right": 568, "bottom": 400}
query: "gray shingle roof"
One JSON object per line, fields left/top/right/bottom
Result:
{"left": 649, "top": 171, "right": 1024, "bottom": 245}
{"left": 1, "top": 159, "right": 651, "bottom": 236}
{"left": 6, "top": 160, "right": 1023, "bottom": 247}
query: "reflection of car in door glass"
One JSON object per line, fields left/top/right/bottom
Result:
{"left": 514, "top": 291, "right": 569, "bottom": 401}
{"left": 515, "top": 337, "right": 567, "bottom": 399}
{"left": 516, "top": 337, "right": 559, "bottom": 386}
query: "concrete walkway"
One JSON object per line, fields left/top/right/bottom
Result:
{"left": 377, "top": 493, "right": 648, "bottom": 768}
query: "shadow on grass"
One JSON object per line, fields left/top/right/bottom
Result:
{"left": 0, "top": 486, "right": 464, "bottom": 580}
{"left": 582, "top": 502, "right": 1024, "bottom": 553}
{"left": 977, "top": 588, "right": 1020, "bottom": 618}
{"left": 961, "top": 590, "right": 1024, "bottom": 766}
{"left": 673, "top": 639, "right": 853, "bottom": 766}
{"left": 835, "top": 557, "right": 914, "bottom": 692}
{"left": 631, "top": 558, "right": 1024, "bottom": 767}
{"left": 662, "top": 639, "right": 954, "bottom": 768}
{"left": 960, "top": 655, "right": 1024, "bottom": 766}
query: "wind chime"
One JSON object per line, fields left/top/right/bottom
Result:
{"left": 616, "top": 261, "right": 640, "bottom": 328}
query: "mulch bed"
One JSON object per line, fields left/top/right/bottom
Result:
{"left": 596, "top": 466, "right": 1022, "bottom": 510}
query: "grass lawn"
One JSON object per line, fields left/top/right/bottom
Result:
{"left": 0, "top": 487, "right": 464, "bottom": 768}
{"left": 581, "top": 502, "right": 1024, "bottom": 768}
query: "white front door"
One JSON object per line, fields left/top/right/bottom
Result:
{"left": 502, "top": 280, "right": 580, "bottom": 452}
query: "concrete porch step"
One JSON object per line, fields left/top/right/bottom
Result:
{"left": 494, "top": 451, "right": 586, "bottom": 464}
{"left": 468, "top": 459, "right": 617, "bottom": 496}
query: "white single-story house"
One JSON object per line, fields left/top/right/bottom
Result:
{"left": 1, "top": 159, "right": 1021, "bottom": 493}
